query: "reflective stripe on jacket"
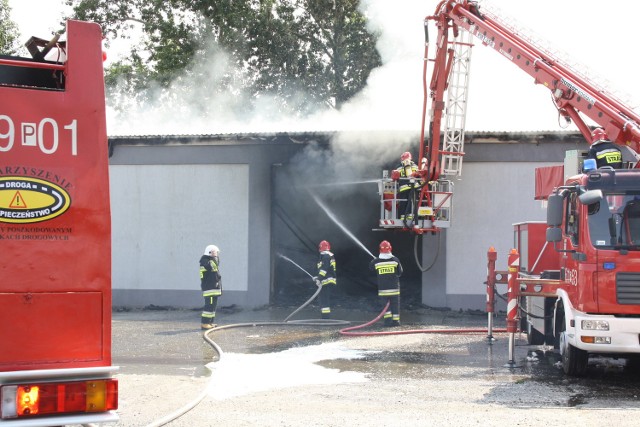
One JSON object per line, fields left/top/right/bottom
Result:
{"left": 369, "top": 254, "right": 403, "bottom": 295}
{"left": 396, "top": 162, "right": 419, "bottom": 193}
{"left": 199, "top": 255, "right": 222, "bottom": 293}
{"left": 588, "top": 141, "right": 622, "bottom": 168}
{"left": 317, "top": 251, "right": 337, "bottom": 286}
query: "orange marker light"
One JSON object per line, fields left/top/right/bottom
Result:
{"left": 17, "top": 385, "right": 40, "bottom": 415}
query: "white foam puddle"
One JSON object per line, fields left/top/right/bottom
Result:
{"left": 205, "top": 342, "right": 371, "bottom": 400}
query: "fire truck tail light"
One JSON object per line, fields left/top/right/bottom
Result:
{"left": 0, "top": 379, "right": 118, "bottom": 419}
{"left": 581, "top": 320, "right": 609, "bottom": 331}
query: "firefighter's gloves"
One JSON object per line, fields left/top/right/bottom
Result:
{"left": 313, "top": 276, "right": 321, "bottom": 286}
{"left": 391, "top": 170, "right": 400, "bottom": 180}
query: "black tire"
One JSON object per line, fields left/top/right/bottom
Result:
{"left": 625, "top": 355, "right": 640, "bottom": 373}
{"left": 553, "top": 307, "right": 563, "bottom": 350}
{"left": 526, "top": 319, "right": 546, "bottom": 345}
{"left": 543, "top": 298, "right": 556, "bottom": 345}
{"left": 559, "top": 319, "right": 588, "bottom": 376}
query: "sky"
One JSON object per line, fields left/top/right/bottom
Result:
{"left": 6, "top": 0, "right": 639, "bottom": 137}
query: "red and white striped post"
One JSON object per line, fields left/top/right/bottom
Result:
{"left": 486, "top": 246, "right": 497, "bottom": 341}
{"left": 506, "top": 248, "right": 520, "bottom": 366}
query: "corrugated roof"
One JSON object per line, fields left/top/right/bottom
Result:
{"left": 108, "top": 129, "right": 583, "bottom": 143}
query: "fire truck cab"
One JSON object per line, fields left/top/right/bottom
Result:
{"left": 526, "top": 156, "right": 640, "bottom": 375}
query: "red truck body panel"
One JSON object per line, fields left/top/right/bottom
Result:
{"left": 0, "top": 20, "right": 111, "bottom": 371}
{"left": 513, "top": 222, "right": 560, "bottom": 274}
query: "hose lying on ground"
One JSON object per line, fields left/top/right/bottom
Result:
{"left": 144, "top": 281, "right": 348, "bottom": 427}
{"left": 147, "top": 288, "right": 509, "bottom": 426}
{"left": 339, "top": 299, "right": 508, "bottom": 337}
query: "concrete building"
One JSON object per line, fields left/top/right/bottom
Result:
{"left": 109, "top": 131, "right": 587, "bottom": 311}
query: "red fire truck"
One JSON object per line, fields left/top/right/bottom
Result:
{"left": 381, "top": 0, "right": 640, "bottom": 375}
{"left": 0, "top": 20, "right": 118, "bottom": 424}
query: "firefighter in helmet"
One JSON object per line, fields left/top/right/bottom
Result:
{"left": 199, "top": 244, "right": 222, "bottom": 329}
{"left": 392, "top": 152, "right": 419, "bottom": 223}
{"left": 315, "top": 240, "right": 337, "bottom": 319}
{"left": 369, "top": 240, "right": 403, "bottom": 327}
{"left": 587, "top": 127, "right": 623, "bottom": 169}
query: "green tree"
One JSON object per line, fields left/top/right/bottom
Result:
{"left": 0, "top": 0, "right": 22, "bottom": 55}
{"left": 66, "top": 0, "right": 381, "bottom": 116}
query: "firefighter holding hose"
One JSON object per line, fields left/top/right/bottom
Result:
{"left": 369, "top": 240, "right": 403, "bottom": 327}
{"left": 315, "top": 240, "right": 337, "bottom": 319}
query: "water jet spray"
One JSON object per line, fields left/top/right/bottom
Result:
{"left": 306, "top": 179, "right": 380, "bottom": 188}
{"left": 277, "top": 253, "right": 315, "bottom": 279}
{"left": 310, "top": 192, "right": 375, "bottom": 258}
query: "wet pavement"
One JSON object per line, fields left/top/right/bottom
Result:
{"left": 94, "top": 305, "right": 640, "bottom": 426}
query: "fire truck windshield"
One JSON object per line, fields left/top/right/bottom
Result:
{"left": 587, "top": 192, "right": 640, "bottom": 250}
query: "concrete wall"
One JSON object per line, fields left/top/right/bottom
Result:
{"left": 110, "top": 164, "right": 249, "bottom": 308}
{"left": 108, "top": 138, "right": 303, "bottom": 309}
{"left": 443, "top": 162, "right": 550, "bottom": 309}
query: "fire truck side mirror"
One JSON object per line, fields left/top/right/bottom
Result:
{"left": 546, "top": 227, "right": 562, "bottom": 243}
{"left": 578, "top": 189, "right": 603, "bottom": 205}
{"left": 547, "top": 194, "right": 564, "bottom": 227}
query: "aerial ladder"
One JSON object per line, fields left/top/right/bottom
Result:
{"left": 378, "top": 0, "right": 640, "bottom": 234}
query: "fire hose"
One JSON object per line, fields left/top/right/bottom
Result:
{"left": 339, "top": 299, "right": 508, "bottom": 337}
{"left": 146, "top": 284, "right": 507, "bottom": 426}
{"left": 144, "top": 279, "right": 348, "bottom": 427}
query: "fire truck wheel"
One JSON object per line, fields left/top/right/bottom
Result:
{"left": 625, "top": 355, "right": 640, "bottom": 372}
{"left": 559, "top": 328, "right": 588, "bottom": 376}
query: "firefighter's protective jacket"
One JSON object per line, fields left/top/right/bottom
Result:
{"left": 199, "top": 255, "right": 222, "bottom": 294}
{"left": 588, "top": 140, "right": 623, "bottom": 169}
{"left": 317, "top": 251, "right": 337, "bottom": 286}
{"left": 369, "top": 253, "right": 403, "bottom": 296}
{"left": 395, "top": 161, "right": 419, "bottom": 193}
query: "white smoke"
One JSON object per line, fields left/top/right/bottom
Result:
{"left": 10, "top": 0, "right": 639, "bottom": 136}
{"left": 106, "top": 38, "right": 303, "bottom": 135}
{"left": 106, "top": 0, "right": 429, "bottom": 156}
{"left": 108, "top": 0, "right": 640, "bottom": 158}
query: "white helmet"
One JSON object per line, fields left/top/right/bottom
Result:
{"left": 204, "top": 244, "right": 219, "bottom": 255}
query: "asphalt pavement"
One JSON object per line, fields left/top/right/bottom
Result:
{"left": 85, "top": 304, "right": 640, "bottom": 427}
